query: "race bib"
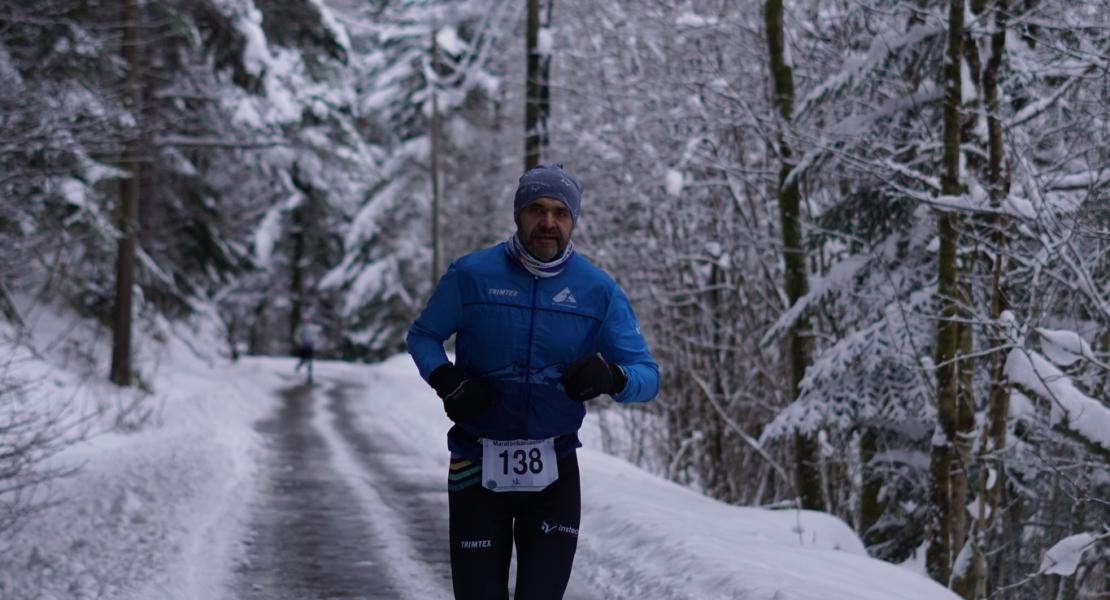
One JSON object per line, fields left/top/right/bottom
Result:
{"left": 481, "top": 438, "right": 559, "bottom": 492}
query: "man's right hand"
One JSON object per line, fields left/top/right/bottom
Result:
{"left": 427, "top": 363, "right": 499, "bottom": 422}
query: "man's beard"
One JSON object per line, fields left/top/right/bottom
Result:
{"left": 524, "top": 230, "right": 565, "bottom": 261}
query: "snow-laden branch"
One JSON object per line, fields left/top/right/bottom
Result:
{"left": 923, "top": 192, "right": 1035, "bottom": 219}
{"left": 1036, "top": 328, "right": 1109, "bottom": 370}
{"left": 1042, "top": 170, "right": 1110, "bottom": 192}
{"left": 1006, "top": 70, "right": 1087, "bottom": 130}
{"left": 1037, "top": 529, "right": 1108, "bottom": 577}
{"left": 785, "top": 87, "right": 944, "bottom": 188}
{"left": 794, "top": 22, "right": 944, "bottom": 121}
{"left": 305, "top": 0, "right": 352, "bottom": 58}
{"left": 880, "top": 157, "right": 943, "bottom": 193}
{"left": 152, "top": 135, "right": 288, "bottom": 149}
{"left": 760, "top": 254, "right": 869, "bottom": 347}
{"left": 418, "top": 0, "right": 515, "bottom": 99}
{"left": 1005, "top": 348, "right": 1110, "bottom": 455}
{"left": 762, "top": 287, "right": 936, "bottom": 440}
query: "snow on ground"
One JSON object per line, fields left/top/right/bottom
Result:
{"left": 0, "top": 351, "right": 282, "bottom": 599}
{"left": 0, "top": 299, "right": 281, "bottom": 600}
{"left": 346, "top": 356, "right": 960, "bottom": 600}
{"left": 1, "top": 330, "right": 960, "bottom": 599}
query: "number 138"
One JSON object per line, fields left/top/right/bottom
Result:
{"left": 499, "top": 448, "right": 544, "bottom": 475}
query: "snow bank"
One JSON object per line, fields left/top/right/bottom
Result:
{"left": 579, "top": 448, "right": 955, "bottom": 600}
{"left": 0, "top": 292, "right": 283, "bottom": 600}
{"left": 0, "top": 354, "right": 280, "bottom": 600}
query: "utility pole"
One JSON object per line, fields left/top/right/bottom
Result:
{"left": 524, "top": 0, "right": 552, "bottom": 170}
{"left": 110, "top": 0, "right": 141, "bottom": 386}
{"left": 430, "top": 25, "right": 442, "bottom": 285}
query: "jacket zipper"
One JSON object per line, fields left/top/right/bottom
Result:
{"left": 523, "top": 275, "right": 538, "bottom": 435}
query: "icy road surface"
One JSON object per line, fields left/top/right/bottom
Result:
{"left": 233, "top": 376, "right": 604, "bottom": 599}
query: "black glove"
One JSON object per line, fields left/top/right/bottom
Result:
{"left": 560, "top": 354, "right": 627, "bottom": 401}
{"left": 428, "top": 363, "right": 499, "bottom": 422}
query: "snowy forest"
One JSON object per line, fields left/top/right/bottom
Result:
{"left": 1, "top": 0, "right": 1108, "bottom": 598}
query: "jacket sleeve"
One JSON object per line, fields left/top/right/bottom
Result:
{"left": 598, "top": 285, "right": 660, "bottom": 403}
{"left": 406, "top": 263, "right": 463, "bottom": 382}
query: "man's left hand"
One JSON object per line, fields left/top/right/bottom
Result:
{"left": 560, "top": 354, "right": 627, "bottom": 401}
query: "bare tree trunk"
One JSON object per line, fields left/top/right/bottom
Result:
{"left": 927, "top": 0, "right": 965, "bottom": 584}
{"left": 858, "top": 426, "right": 884, "bottom": 549}
{"left": 110, "top": 0, "right": 141, "bottom": 387}
{"left": 976, "top": 2, "right": 1010, "bottom": 597}
{"left": 950, "top": 313, "right": 976, "bottom": 597}
{"left": 951, "top": 11, "right": 982, "bottom": 565}
{"left": 524, "top": 0, "right": 552, "bottom": 170}
{"left": 952, "top": 284, "right": 975, "bottom": 580}
{"left": 249, "top": 298, "right": 267, "bottom": 355}
{"left": 953, "top": 29, "right": 985, "bottom": 573}
{"left": 765, "top": 0, "right": 824, "bottom": 511}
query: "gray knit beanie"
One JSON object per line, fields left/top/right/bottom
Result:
{"left": 513, "top": 163, "right": 582, "bottom": 225}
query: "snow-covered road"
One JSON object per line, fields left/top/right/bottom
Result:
{"left": 233, "top": 380, "right": 427, "bottom": 598}
{"left": 0, "top": 353, "right": 961, "bottom": 600}
{"left": 234, "top": 375, "right": 606, "bottom": 600}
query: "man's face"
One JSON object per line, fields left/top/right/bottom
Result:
{"left": 517, "top": 197, "right": 573, "bottom": 261}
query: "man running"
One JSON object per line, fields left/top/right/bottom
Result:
{"left": 293, "top": 317, "right": 317, "bottom": 384}
{"left": 407, "top": 163, "right": 660, "bottom": 599}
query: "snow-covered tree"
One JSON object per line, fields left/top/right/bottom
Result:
{"left": 319, "top": 0, "right": 521, "bottom": 358}
{"left": 748, "top": 0, "right": 1109, "bottom": 595}
{"left": 553, "top": 0, "right": 798, "bottom": 503}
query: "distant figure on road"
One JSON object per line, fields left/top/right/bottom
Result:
{"left": 293, "top": 318, "right": 318, "bottom": 384}
{"left": 407, "top": 163, "right": 660, "bottom": 599}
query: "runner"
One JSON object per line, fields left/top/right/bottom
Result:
{"left": 293, "top": 317, "right": 318, "bottom": 384}
{"left": 407, "top": 163, "right": 660, "bottom": 599}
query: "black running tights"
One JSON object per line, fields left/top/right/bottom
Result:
{"left": 447, "top": 452, "right": 581, "bottom": 600}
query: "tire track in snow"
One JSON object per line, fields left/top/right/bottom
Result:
{"left": 236, "top": 372, "right": 619, "bottom": 599}
{"left": 326, "top": 377, "right": 609, "bottom": 600}
{"left": 318, "top": 379, "right": 453, "bottom": 599}
{"left": 232, "top": 382, "right": 402, "bottom": 599}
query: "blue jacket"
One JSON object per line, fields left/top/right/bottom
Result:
{"left": 407, "top": 243, "right": 659, "bottom": 459}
